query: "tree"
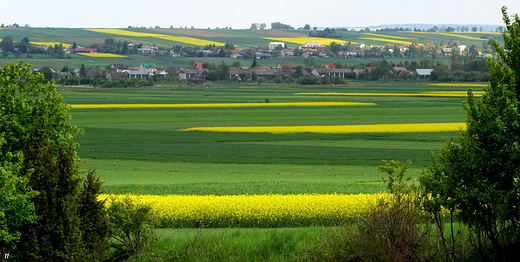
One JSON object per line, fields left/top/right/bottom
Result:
{"left": 421, "top": 7, "right": 520, "bottom": 261}
{"left": 0, "top": 138, "right": 38, "bottom": 260}
{"left": 0, "top": 36, "right": 14, "bottom": 52}
{"left": 303, "top": 24, "right": 310, "bottom": 30}
{"left": 0, "top": 62, "right": 108, "bottom": 261}
{"left": 250, "top": 57, "right": 258, "bottom": 68}
{"left": 79, "top": 64, "right": 86, "bottom": 78}
{"left": 19, "top": 37, "right": 30, "bottom": 53}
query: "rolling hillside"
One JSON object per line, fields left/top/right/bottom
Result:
{"left": 0, "top": 27, "right": 502, "bottom": 69}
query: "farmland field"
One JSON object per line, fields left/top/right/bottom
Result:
{"left": 63, "top": 82, "right": 474, "bottom": 196}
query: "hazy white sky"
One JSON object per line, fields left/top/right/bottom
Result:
{"left": 2, "top": 0, "right": 520, "bottom": 29}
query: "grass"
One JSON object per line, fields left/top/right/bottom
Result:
{"left": 127, "top": 227, "right": 331, "bottom": 262}
{"left": 58, "top": 79, "right": 476, "bottom": 260}
{"left": 65, "top": 83, "right": 469, "bottom": 195}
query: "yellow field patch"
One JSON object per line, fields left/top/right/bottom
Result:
{"left": 30, "top": 42, "right": 76, "bottom": 48}
{"left": 70, "top": 102, "right": 376, "bottom": 109}
{"left": 182, "top": 122, "right": 466, "bottom": 134}
{"left": 76, "top": 53, "right": 127, "bottom": 58}
{"left": 361, "top": 33, "right": 417, "bottom": 40}
{"left": 101, "top": 193, "right": 388, "bottom": 227}
{"left": 261, "top": 37, "right": 351, "bottom": 45}
{"left": 427, "top": 83, "right": 487, "bottom": 87}
{"left": 295, "top": 91, "right": 483, "bottom": 97}
{"left": 404, "top": 31, "right": 488, "bottom": 40}
{"left": 85, "top": 28, "right": 225, "bottom": 46}
{"left": 359, "top": 37, "right": 421, "bottom": 45}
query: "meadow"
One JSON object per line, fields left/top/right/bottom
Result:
{"left": 58, "top": 81, "right": 478, "bottom": 260}
{"left": 62, "top": 82, "right": 472, "bottom": 196}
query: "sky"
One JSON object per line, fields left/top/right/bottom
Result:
{"left": 2, "top": 0, "right": 520, "bottom": 29}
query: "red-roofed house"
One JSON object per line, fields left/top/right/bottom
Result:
{"left": 275, "top": 62, "right": 294, "bottom": 69}
{"left": 195, "top": 63, "right": 204, "bottom": 70}
{"left": 325, "top": 63, "right": 336, "bottom": 69}
{"left": 392, "top": 67, "right": 408, "bottom": 72}
{"left": 75, "top": 48, "right": 97, "bottom": 53}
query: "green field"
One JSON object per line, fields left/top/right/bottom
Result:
{"left": 61, "top": 82, "right": 473, "bottom": 195}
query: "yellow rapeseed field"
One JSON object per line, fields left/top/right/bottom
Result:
{"left": 101, "top": 193, "right": 389, "bottom": 227}
{"left": 85, "top": 28, "right": 225, "bottom": 46}
{"left": 261, "top": 37, "right": 351, "bottom": 45}
{"left": 404, "top": 31, "right": 487, "bottom": 41}
{"left": 358, "top": 37, "right": 421, "bottom": 45}
{"left": 182, "top": 122, "right": 466, "bottom": 134}
{"left": 426, "top": 83, "right": 488, "bottom": 87}
{"left": 70, "top": 102, "right": 376, "bottom": 109}
{"left": 77, "top": 53, "right": 128, "bottom": 58}
{"left": 30, "top": 42, "right": 75, "bottom": 48}
{"left": 361, "top": 33, "right": 417, "bottom": 40}
{"left": 294, "top": 91, "right": 483, "bottom": 97}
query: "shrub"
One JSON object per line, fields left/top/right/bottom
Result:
{"left": 106, "top": 195, "right": 156, "bottom": 261}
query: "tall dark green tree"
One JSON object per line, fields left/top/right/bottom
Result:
{"left": 0, "top": 62, "right": 107, "bottom": 261}
{"left": 421, "top": 7, "right": 520, "bottom": 261}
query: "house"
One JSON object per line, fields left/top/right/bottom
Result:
{"left": 441, "top": 48, "right": 453, "bottom": 55}
{"left": 74, "top": 48, "right": 97, "bottom": 53}
{"left": 154, "top": 70, "right": 168, "bottom": 78}
{"left": 311, "top": 68, "right": 352, "bottom": 78}
{"left": 85, "top": 68, "right": 106, "bottom": 79}
{"left": 325, "top": 63, "right": 336, "bottom": 69}
{"left": 229, "top": 68, "right": 247, "bottom": 80}
{"left": 106, "top": 72, "right": 129, "bottom": 80}
{"left": 392, "top": 67, "right": 408, "bottom": 72}
{"left": 302, "top": 42, "right": 324, "bottom": 48}
{"left": 178, "top": 69, "right": 207, "bottom": 80}
{"left": 138, "top": 48, "right": 155, "bottom": 54}
{"left": 253, "top": 70, "right": 280, "bottom": 81}
{"left": 58, "top": 72, "right": 73, "bottom": 79}
{"left": 249, "top": 66, "right": 269, "bottom": 71}
{"left": 281, "top": 48, "right": 294, "bottom": 57}
{"left": 269, "top": 42, "right": 285, "bottom": 50}
{"left": 275, "top": 62, "right": 294, "bottom": 70}
{"left": 255, "top": 52, "right": 272, "bottom": 59}
{"left": 127, "top": 71, "right": 150, "bottom": 79}
{"left": 194, "top": 63, "right": 204, "bottom": 70}
{"left": 110, "top": 64, "right": 126, "bottom": 72}
{"left": 139, "top": 63, "right": 157, "bottom": 73}
{"left": 416, "top": 69, "right": 434, "bottom": 77}
{"left": 229, "top": 50, "right": 244, "bottom": 59}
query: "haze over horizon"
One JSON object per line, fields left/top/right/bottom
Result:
{"left": 2, "top": 0, "right": 520, "bottom": 29}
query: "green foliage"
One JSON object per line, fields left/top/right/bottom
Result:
{"left": 107, "top": 195, "right": 156, "bottom": 261}
{"left": 421, "top": 7, "right": 520, "bottom": 261}
{"left": 0, "top": 62, "right": 108, "bottom": 261}
{"left": 79, "top": 170, "right": 109, "bottom": 261}
{"left": 0, "top": 138, "right": 38, "bottom": 257}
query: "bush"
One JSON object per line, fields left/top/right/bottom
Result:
{"left": 106, "top": 195, "right": 156, "bottom": 261}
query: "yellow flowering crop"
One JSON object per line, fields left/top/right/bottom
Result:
{"left": 85, "top": 28, "right": 225, "bottom": 46}
{"left": 426, "top": 83, "right": 487, "bottom": 87}
{"left": 70, "top": 102, "right": 376, "bottom": 109}
{"left": 101, "top": 193, "right": 388, "bottom": 228}
{"left": 294, "top": 91, "right": 483, "bottom": 97}
{"left": 359, "top": 37, "right": 421, "bottom": 45}
{"left": 361, "top": 33, "right": 417, "bottom": 40}
{"left": 182, "top": 122, "right": 466, "bottom": 134}
{"left": 403, "top": 31, "right": 487, "bottom": 40}
{"left": 30, "top": 42, "right": 76, "bottom": 48}
{"left": 76, "top": 53, "right": 128, "bottom": 58}
{"left": 261, "top": 37, "right": 351, "bottom": 45}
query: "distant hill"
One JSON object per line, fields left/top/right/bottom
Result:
{"left": 350, "top": 23, "right": 501, "bottom": 32}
